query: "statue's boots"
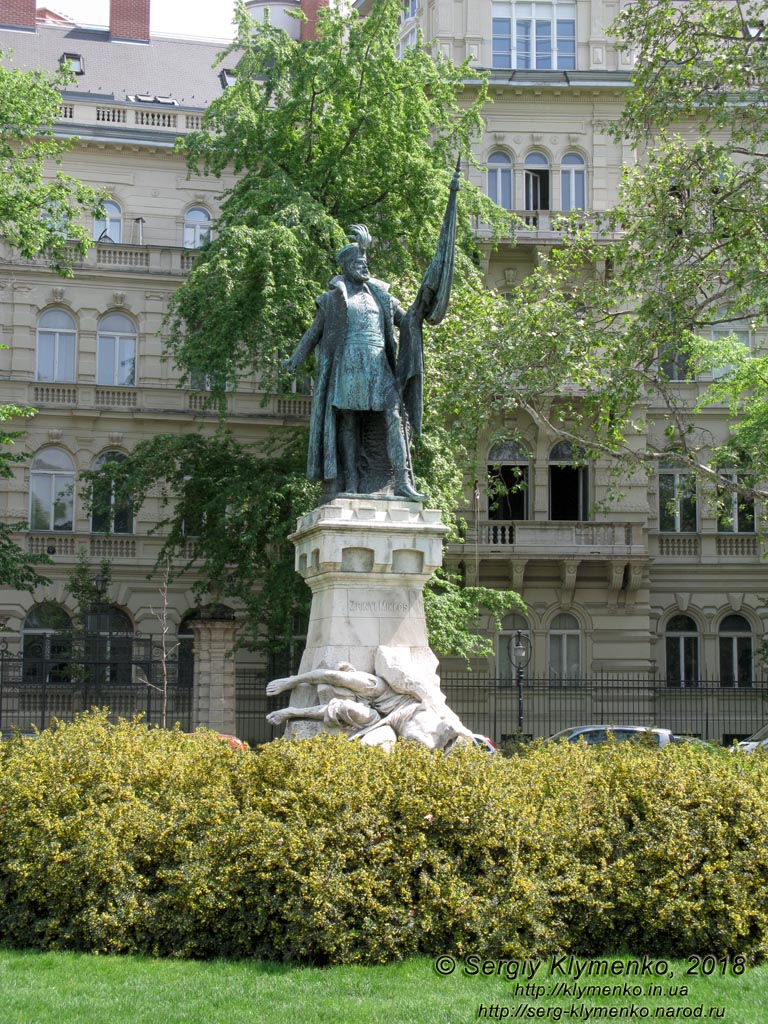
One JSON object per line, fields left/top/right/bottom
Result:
{"left": 386, "top": 413, "right": 426, "bottom": 502}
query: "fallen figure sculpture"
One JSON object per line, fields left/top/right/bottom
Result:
{"left": 266, "top": 645, "right": 473, "bottom": 751}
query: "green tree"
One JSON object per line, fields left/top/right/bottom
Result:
{"left": 451, "top": 0, "right": 768, "bottom": 519}
{"left": 88, "top": 0, "right": 519, "bottom": 659}
{"left": 0, "top": 405, "right": 51, "bottom": 592}
{"left": 0, "top": 54, "right": 103, "bottom": 273}
{"left": 167, "top": 0, "right": 505, "bottom": 395}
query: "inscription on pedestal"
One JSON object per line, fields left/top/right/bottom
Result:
{"left": 348, "top": 596, "right": 411, "bottom": 615}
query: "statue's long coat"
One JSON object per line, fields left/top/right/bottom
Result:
{"left": 289, "top": 275, "right": 412, "bottom": 483}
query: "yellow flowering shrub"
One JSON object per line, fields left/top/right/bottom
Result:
{"left": 0, "top": 711, "right": 767, "bottom": 963}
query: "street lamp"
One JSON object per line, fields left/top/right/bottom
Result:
{"left": 91, "top": 574, "right": 110, "bottom": 690}
{"left": 508, "top": 629, "right": 532, "bottom": 736}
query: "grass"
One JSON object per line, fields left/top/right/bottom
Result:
{"left": 1, "top": 951, "right": 766, "bottom": 1024}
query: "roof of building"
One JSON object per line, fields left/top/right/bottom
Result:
{"left": 0, "top": 21, "right": 238, "bottom": 110}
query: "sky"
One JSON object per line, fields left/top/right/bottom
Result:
{"left": 40, "top": 1, "right": 240, "bottom": 40}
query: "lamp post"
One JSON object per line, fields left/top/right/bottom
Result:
{"left": 508, "top": 629, "right": 532, "bottom": 736}
{"left": 91, "top": 573, "right": 109, "bottom": 690}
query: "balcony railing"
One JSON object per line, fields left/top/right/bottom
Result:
{"left": 458, "top": 520, "right": 646, "bottom": 557}
{"left": 474, "top": 210, "right": 622, "bottom": 244}
{"left": 5, "top": 379, "right": 311, "bottom": 422}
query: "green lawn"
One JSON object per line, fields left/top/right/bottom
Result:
{"left": 1, "top": 951, "right": 766, "bottom": 1024}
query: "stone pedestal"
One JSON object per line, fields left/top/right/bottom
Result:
{"left": 284, "top": 497, "right": 448, "bottom": 736}
{"left": 191, "top": 611, "right": 238, "bottom": 735}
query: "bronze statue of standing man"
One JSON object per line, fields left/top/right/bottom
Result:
{"left": 284, "top": 165, "right": 460, "bottom": 502}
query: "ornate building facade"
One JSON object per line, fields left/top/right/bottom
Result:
{"left": 0, "top": 0, "right": 765, "bottom": 743}
{"left": 357, "top": 0, "right": 767, "bottom": 745}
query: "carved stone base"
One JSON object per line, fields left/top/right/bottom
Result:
{"left": 282, "top": 497, "right": 449, "bottom": 738}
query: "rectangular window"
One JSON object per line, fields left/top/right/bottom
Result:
{"left": 494, "top": 3, "right": 576, "bottom": 70}
{"left": 516, "top": 18, "right": 531, "bottom": 67}
{"left": 488, "top": 167, "right": 513, "bottom": 209}
{"left": 549, "top": 465, "right": 588, "bottom": 521}
{"left": 493, "top": 17, "right": 513, "bottom": 67}
{"left": 30, "top": 474, "right": 73, "bottom": 532}
{"left": 561, "top": 167, "right": 585, "bottom": 210}
{"left": 666, "top": 635, "right": 699, "bottom": 686}
{"left": 397, "top": 27, "right": 418, "bottom": 56}
{"left": 37, "top": 332, "right": 75, "bottom": 383}
{"left": 659, "top": 469, "right": 697, "bottom": 533}
{"left": 97, "top": 336, "right": 136, "bottom": 387}
{"left": 717, "top": 473, "right": 755, "bottom": 534}
{"left": 556, "top": 18, "right": 576, "bottom": 68}
{"left": 488, "top": 465, "right": 529, "bottom": 520}
{"left": 719, "top": 637, "right": 752, "bottom": 687}
{"left": 534, "top": 19, "right": 552, "bottom": 69}
{"left": 549, "top": 634, "right": 580, "bottom": 679}
{"left": 711, "top": 325, "right": 750, "bottom": 380}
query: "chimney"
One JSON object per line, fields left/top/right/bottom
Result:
{"left": 1, "top": 0, "right": 36, "bottom": 30}
{"left": 110, "top": 0, "right": 150, "bottom": 43}
{"left": 299, "top": 0, "right": 328, "bottom": 42}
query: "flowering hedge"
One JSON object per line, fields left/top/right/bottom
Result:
{"left": 0, "top": 711, "right": 766, "bottom": 963}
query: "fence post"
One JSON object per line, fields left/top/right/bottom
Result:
{"left": 190, "top": 606, "right": 239, "bottom": 736}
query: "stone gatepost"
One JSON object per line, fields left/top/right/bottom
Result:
{"left": 283, "top": 497, "right": 448, "bottom": 736}
{"left": 190, "top": 606, "right": 239, "bottom": 735}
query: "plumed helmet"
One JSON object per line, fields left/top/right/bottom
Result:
{"left": 338, "top": 223, "right": 372, "bottom": 263}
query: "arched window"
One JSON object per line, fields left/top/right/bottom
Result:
{"left": 719, "top": 614, "right": 753, "bottom": 688}
{"left": 82, "top": 604, "right": 134, "bottom": 687}
{"left": 561, "top": 152, "right": 586, "bottom": 211}
{"left": 524, "top": 152, "right": 550, "bottom": 223}
{"left": 91, "top": 451, "right": 133, "bottom": 534}
{"left": 549, "top": 441, "right": 589, "bottom": 521}
{"left": 24, "top": 603, "right": 71, "bottom": 632}
{"left": 93, "top": 199, "right": 122, "bottom": 243}
{"left": 488, "top": 439, "right": 531, "bottom": 520}
{"left": 498, "top": 613, "right": 531, "bottom": 680}
{"left": 22, "top": 603, "right": 73, "bottom": 685}
{"left": 97, "top": 312, "right": 136, "bottom": 387}
{"left": 665, "top": 614, "right": 699, "bottom": 687}
{"left": 487, "top": 151, "right": 513, "bottom": 210}
{"left": 30, "top": 448, "right": 75, "bottom": 532}
{"left": 183, "top": 206, "right": 212, "bottom": 248}
{"left": 549, "top": 612, "right": 580, "bottom": 682}
{"left": 36, "top": 309, "right": 76, "bottom": 383}
{"left": 82, "top": 604, "right": 132, "bottom": 634}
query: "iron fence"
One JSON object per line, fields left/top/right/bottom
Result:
{"left": 0, "top": 633, "right": 192, "bottom": 733}
{"left": 442, "top": 674, "right": 768, "bottom": 746}
{"left": 8, "top": 643, "right": 760, "bottom": 748}
{"left": 236, "top": 670, "right": 282, "bottom": 746}
{"left": 235, "top": 671, "right": 768, "bottom": 748}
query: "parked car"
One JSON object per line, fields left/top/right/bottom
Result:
{"left": 736, "top": 724, "right": 768, "bottom": 753}
{"left": 545, "top": 725, "right": 676, "bottom": 747}
{"left": 470, "top": 733, "right": 498, "bottom": 754}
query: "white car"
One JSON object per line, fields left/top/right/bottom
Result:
{"left": 545, "top": 725, "right": 676, "bottom": 748}
{"left": 736, "top": 724, "right": 768, "bottom": 753}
